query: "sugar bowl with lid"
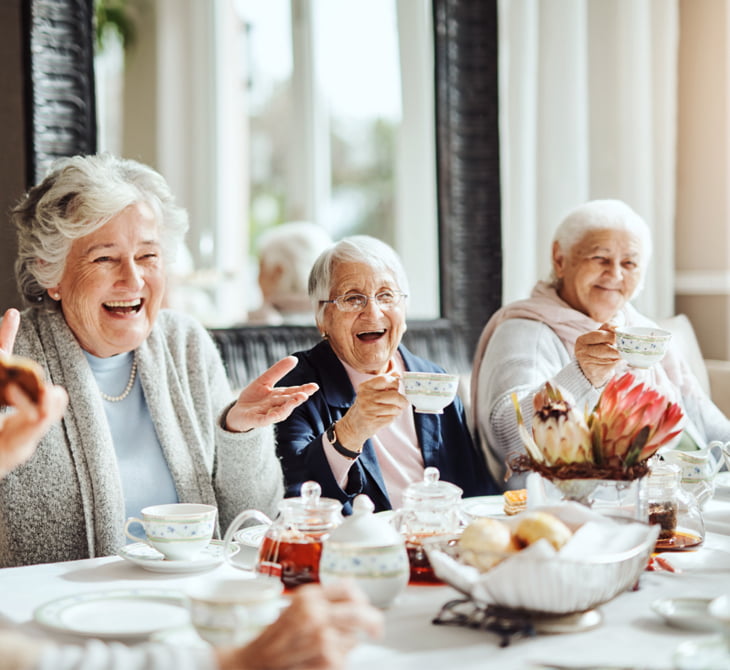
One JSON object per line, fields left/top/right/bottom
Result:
{"left": 392, "top": 466, "right": 466, "bottom": 583}
{"left": 319, "top": 494, "right": 409, "bottom": 608}
{"left": 223, "top": 481, "right": 343, "bottom": 588}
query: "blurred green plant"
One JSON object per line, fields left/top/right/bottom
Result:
{"left": 95, "top": 0, "right": 136, "bottom": 51}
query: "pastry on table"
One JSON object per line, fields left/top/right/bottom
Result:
{"left": 0, "top": 353, "right": 44, "bottom": 405}
{"left": 503, "top": 488, "right": 527, "bottom": 515}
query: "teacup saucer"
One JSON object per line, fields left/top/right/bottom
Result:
{"left": 119, "top": 539, "right": 239, "bottom": 574}
{"left": 651, "top": 597, "right": 718, "bottom": 632}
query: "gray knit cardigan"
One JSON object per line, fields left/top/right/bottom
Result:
{"left": 0, "top": 308, "right": 284, "bottom": 567}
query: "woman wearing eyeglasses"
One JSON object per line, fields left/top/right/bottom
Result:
{"left": 275, "top": 235, "right": 497, "bottom": 513}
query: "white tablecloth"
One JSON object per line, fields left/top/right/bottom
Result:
{"left": 2, "top": 494, "right": 730, "bottom": 670}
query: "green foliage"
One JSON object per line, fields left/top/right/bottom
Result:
{"left": 95, "top": 0, "right": 136, "bottom": 51}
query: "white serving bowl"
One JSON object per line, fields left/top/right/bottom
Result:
{"left": 402, "top": 371, "right": 460, "bottom": 414}
{"left": 428, "top": 505, "right": 659, "bottom": 615}
{"left": 615, "top": 326, "right": 672, "bottom": 369}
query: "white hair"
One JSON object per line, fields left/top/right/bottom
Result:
{"left": 13, "top": 153, "right": 188, "bottom": 309}
{"left": 256, "top": 222, "right": 333, "bottom": 298}
{"left": 550, "top": 199, "right": 653, "bottom": 291}
{"left": 308, "top": 235, "right": 409, "bottom": 327}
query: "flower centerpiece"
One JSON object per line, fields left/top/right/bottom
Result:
{"left": 511, "top": 372, "right": 685, "bottom": 508}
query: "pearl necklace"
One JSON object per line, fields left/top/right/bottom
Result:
{"left": 99, "top": 352, "right": 138, "bottom": 403}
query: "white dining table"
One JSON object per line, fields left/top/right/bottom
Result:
{"left": 2, "top": 492, "right": 730, "bottom": 670}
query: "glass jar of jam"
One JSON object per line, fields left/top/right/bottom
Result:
{"left": 644, "top": 461, "right": 705, "bottom": 551}
{"left": 392, "top": 467, "right": 466, "bottom": 583}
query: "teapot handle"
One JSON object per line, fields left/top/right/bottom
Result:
{"left": 222, "top": 509, "right": 273, "bottom": 569}
{"left": 708, "top": 441, "right": 726, "bottom": 475}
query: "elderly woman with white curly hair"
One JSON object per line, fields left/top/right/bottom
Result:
{"left": 0, "top": 153, "right": 319, "bottom": 568}
{"left": 472, "top": 199, "right": 730, "bottom": 490}
{"left": 275, "top": 235, "right": 497, "bottom": 514}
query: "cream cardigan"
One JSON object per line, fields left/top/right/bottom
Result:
{"left": 0, "top": 308, "right": 283, "bottom": 567}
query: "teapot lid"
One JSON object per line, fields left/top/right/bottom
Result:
{"left": 647, "top": 461, "right": 681, "bottom": 487}
{"left": 402, "top": 467, "right": 463, "bottom": 503}
{"left": 278, "top": 481, "right": 342, "bottom": 517}
{"left": 325, "top": 495, "right": 402, "bottom": 547}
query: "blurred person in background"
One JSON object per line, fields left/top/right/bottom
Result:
{"left": 247, "top": 222, "right": 333, "bottom": 326}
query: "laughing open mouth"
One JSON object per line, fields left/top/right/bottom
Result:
{"left": 103, "top": 299, "right": 143, "bottom": 315}
{"left": 356, "top": 329, "right": 386, "bottom": 342}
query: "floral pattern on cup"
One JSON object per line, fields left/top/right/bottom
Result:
{"left": 402, "top": 371, "right": 460, "bottom": 414}
{"left": 187, "top": 577, "right": 283, "bottom": 647}
{"left": 319, "top": 545, "right": 409, "bottom": 609}
{"left": 124, "top": 503, "right": 217, "bottom": 561}
{"left": 615, "top": 327, "right": 672, "bottom": 369}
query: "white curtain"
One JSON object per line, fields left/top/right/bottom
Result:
{"left": 498, "top": 0, "right": 678, "bottom": 320}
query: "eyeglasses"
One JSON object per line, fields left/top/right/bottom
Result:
{"left": 320, "top": 289, "right": 407, "bottom": 313}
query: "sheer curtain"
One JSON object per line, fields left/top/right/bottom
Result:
{"left": 498, "top": 0, "right": 678, "bottom": 320}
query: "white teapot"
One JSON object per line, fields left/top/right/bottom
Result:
{"left": 319, "top": 494, "right": 409, "bottom": 609}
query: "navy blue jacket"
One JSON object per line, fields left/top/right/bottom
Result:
{"left": 275, "top": 340, "right": 498, "bottom": 513}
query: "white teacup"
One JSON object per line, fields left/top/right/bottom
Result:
{"left": 615, "top": 326, "right": 672, "bottom": 369}
{"left": 124, "top": 503, "right": 217, "bottom": 561}
{"left": 186, "top": 576, "right": 284, "bottom": 647}
{"left": 402, "top": 371, "right": 460, "bottom": 414}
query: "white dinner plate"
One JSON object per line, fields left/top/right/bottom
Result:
{"left": 118, "top": 539, "right": 239, "bottom": 574}
{"left": 651, "top": 597, "right": 718, "bottom": 632}
{"left": 234, "top": 525, "right": 269, "bottom": 548}
{"left": 34, "top": 588, "right": 189, "bottom": 640}
{"left": 674, "top": 635, "right": 730, "bottom": 670}
{"left": 460, "top": 495, "right": 505, "bottom": 519}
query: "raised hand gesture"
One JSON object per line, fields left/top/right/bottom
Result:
{"left": 224, "top": 356, "right": 318, "bottom": 433}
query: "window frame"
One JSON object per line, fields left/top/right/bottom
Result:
{"left": 24, "top": 0, "right": 502, "bottom": 358}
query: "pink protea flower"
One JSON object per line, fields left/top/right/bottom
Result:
{"left": 588, "top": 372, "right": 685, "bottom": 468}
{"left": 512, "top": 372, "right": 684, "bottom": 479}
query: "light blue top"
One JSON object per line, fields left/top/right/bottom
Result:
{"left": 83, "top": 350, "right": 179, "bottom": 530}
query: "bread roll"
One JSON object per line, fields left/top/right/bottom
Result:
{"left": 459, "top": 518, "right": 515, "bottom": 571}
{"left": 514, "top": 511, "right": 572, "bottom": 551}
{"left": 0, "top": 353, "right": 44, "bottom": 405}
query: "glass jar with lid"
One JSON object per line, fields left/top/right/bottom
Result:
{"left": 392, "top": 467, "right": 466, "bottom": 582}
{"left": 644, "top": 461, "right": 704, "bottom": 551}
{"left": 222, "top": 481, "right": 343, "bottom": 588}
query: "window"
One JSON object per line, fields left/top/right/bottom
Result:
{"left": 96, "top": 0, "right": 438, "bottom": 326}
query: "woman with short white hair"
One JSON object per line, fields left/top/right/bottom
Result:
{"left": 472, "top": 199, "right": 730, "bottom": 489}
{"left": 276, "top": 235, "right": 497, "bottom": 514}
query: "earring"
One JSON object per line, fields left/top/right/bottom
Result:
{"left": 52, "top": 292, "right": 60, "bottom": 300}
